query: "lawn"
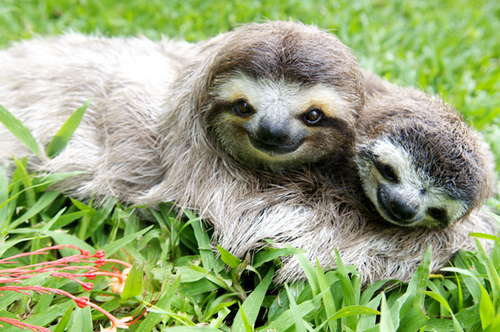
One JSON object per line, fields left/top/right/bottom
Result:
{"left": 0, "top": 0, "right": 499, "bottom": 331}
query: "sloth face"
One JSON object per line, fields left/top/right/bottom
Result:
{"left": 206, "top": 73, "right": 356, "bottom": 170}
{"left": 197, "top": 21, "right": 364, "bottom": 171}
{"left": 355, "top": 137, "right": 469, "bottom": 227}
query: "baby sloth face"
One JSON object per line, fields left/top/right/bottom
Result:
{"left": 355, "top": 84, "right": 494, "bottom": 228}
{"left": 356, "top": 137, "right": 470, "bottom": 227}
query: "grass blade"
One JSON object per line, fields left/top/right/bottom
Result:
{"left": 315, "top": 258, "right": 336, "bottom": 331}
{"left": 0, "top": 105, "right": 40, "bottom": 158}
{"left": 188, "top": 213, "right": 215, "bottom": 271}
{"left": 480, "top": 286, "right": 495, "bottom": 329}
{"left": 379, "top": 293, "right": 395, "bottom": 332}
{"left": 121, "top": 261, "right": 144, "bottom": 301}
{"left": 45, "top": 99, "right": 92, "bottom": 158}
{"left": 232, "top": 266, "right": 274, "bottom": 332}
{"left": 253, "top": 246, "right": 306, "bottom": 268}
{"left": 217, "top": 244, "right": 242, "bottom": 268}
{"left": 284, "top": 283, "right": 306, "bottom": 332}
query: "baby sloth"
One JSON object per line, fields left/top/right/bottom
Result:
{"left": 355, "top": 71, "right": 495, "bottom": 227}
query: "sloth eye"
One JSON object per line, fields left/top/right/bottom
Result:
{"left": 303, "top": 108, "right": 323, "bottom": 125}
{"left": 232, "top": 99, "right": 254, "bottom": 118}
{"left": 427, "top": 207, "right": 447, "bottom": 221}
{"left": 378, "top": 163, "right": 398, "bottom": 182}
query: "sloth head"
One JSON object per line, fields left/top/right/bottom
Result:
{"left": 197, "top": 22, "right": 364, "bottom": 171}
{"left": 355, "top": 85, "right": 494, "bottom": 227}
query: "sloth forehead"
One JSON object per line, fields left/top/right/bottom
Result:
{"left": 212, "top": 73, "right": 353, "bottom": 118}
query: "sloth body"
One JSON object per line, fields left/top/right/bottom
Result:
{"left": 0, "top": 34, "right": 194, "bottom": 201}
{"left": 0, "top": 22, "right": 496, "bottom": 285}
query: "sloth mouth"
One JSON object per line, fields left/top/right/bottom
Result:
{"left": 248, "top": 137, "right": 303, "bottom": 155}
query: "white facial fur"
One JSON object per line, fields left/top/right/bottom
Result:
{"left": 356, "top": 137, "right": 468, "bottom": 227}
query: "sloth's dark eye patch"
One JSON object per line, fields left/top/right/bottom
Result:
{"left": 232, "top": 99, "right": 254, "bottom": 118}
{"left": 374, "top": 161, "right": 398, "bottom": 182}
{"left": 302, "top": 107, "right": 324, "bottom": 126}
{"left": 427, "top": 207, "right": 447, "bottom": 221}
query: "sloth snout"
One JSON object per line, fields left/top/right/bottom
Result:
{"left": 256, "top": 120, "right": 290, "bottom": 146}
{"left": 377, "top": 185, "right": 419, "bottom": 223}
{"left": 386, "top": 199, "right": 418, "bottom": 221}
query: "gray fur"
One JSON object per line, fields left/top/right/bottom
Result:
{"left": 0, "top": 23, "right": 496, "bottom": 285}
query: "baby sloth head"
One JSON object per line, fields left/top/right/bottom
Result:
{"left": 355, "top": 86, "right": 494, "bottom": 227}
{"left": 201, "top": 22, "right": 364, "bottom": 171}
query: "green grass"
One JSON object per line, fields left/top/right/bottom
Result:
{"left": 0, "top": 0, "right": 500, "bottom": 331}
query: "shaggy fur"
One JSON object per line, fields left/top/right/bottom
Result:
{"left": 0, "top": 22, "right": 497, "bottom": 285}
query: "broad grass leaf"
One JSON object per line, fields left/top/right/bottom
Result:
{"left": 483, "top": 313, "right": 500, "bottom": 332}
{"left": 335, "top": 248, "right": 358, "bottom": 330}
{"left": 164, "top": 327, "right": 222, "bottom": 332}
{"left": 177, "top": 278, "right": 220, "bottom": 297}
{"left": 236, "top": 302, "right": 253, "bottom": 332}
{"left": 208, "top": 307, "right": 231, "bottom": 329}
{"left": 253, "top": 246, "right": 306, "bottom": 268}
{"left": 475, "top": 239, "right": 500, "bottom": 307}
{"left": 176, "top": 266, "right": 208, "bottom": 283}
{"left": 9, "top": 191, "right": 60, "bottom": 229}
{"left": 5, "top": 301, "right": 74, "bottom": 332}
{"left": 0, "top": 105, "right": 40, "bottom": 158}
{"left": 68, "top": 305, "right": 92, "bottom": 332}
{"left": 315, "top": 258, "right": 336, "bottom": 331}
{"left": 232, "top": 266, "right": 274, "bottom": 332}
{"left": 217, "top": 244, "right": 241, "bottom": 268}
{"left": 398, "top": 305, "right": 428, "bottom": 332}
{"left": 121, "top": 261, "right": 144, "bottom": 301}
{"left": 470, "top": 232, "right": 499, "bottom": 241}
{"left": 328, "top": 305, "right": 380, "bottom": 322}
{"left": 99, "top": 225, "right": 153, "bottom": 257}
{"left": 189, "top": 215, "right": 215, "bottom": 270}
{"left": 295, "top": 253, "right": 319, "bottom": 295}
{"left": 45, "top": 99, "right": 91, "bottom": 158}
{"left": 380, "top": 293, "right": 395, "bottom": 332}
{"left": 50, "top": 233, "right": 95, "bottom": 253}
{"left": 54, "top": 302, "right": 76, "bottom": 332}
{"left": 480, "top": 286, "right": 495, "bottom": 329}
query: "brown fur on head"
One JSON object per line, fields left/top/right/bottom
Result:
{"left": 164, "top": 21, "right": 365, "bottom": 172}
{"left": 355, "top": 70, "right": 495, "bottom": 227}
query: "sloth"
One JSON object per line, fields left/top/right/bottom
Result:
{"left": 354, "top": 71, "right": 496, "bottom": 227}
{"left": 205, "top": 71, "right": 497, "bottom": 284}
{"left": 0, "top": 21, "right": 364, "bottom": 205}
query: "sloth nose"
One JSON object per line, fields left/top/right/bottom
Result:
{"left": 386, "top": 199, "right": 418, "bottom": 221}
{"left": 257, "top": 119, "right": 289, "bottom": 145}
